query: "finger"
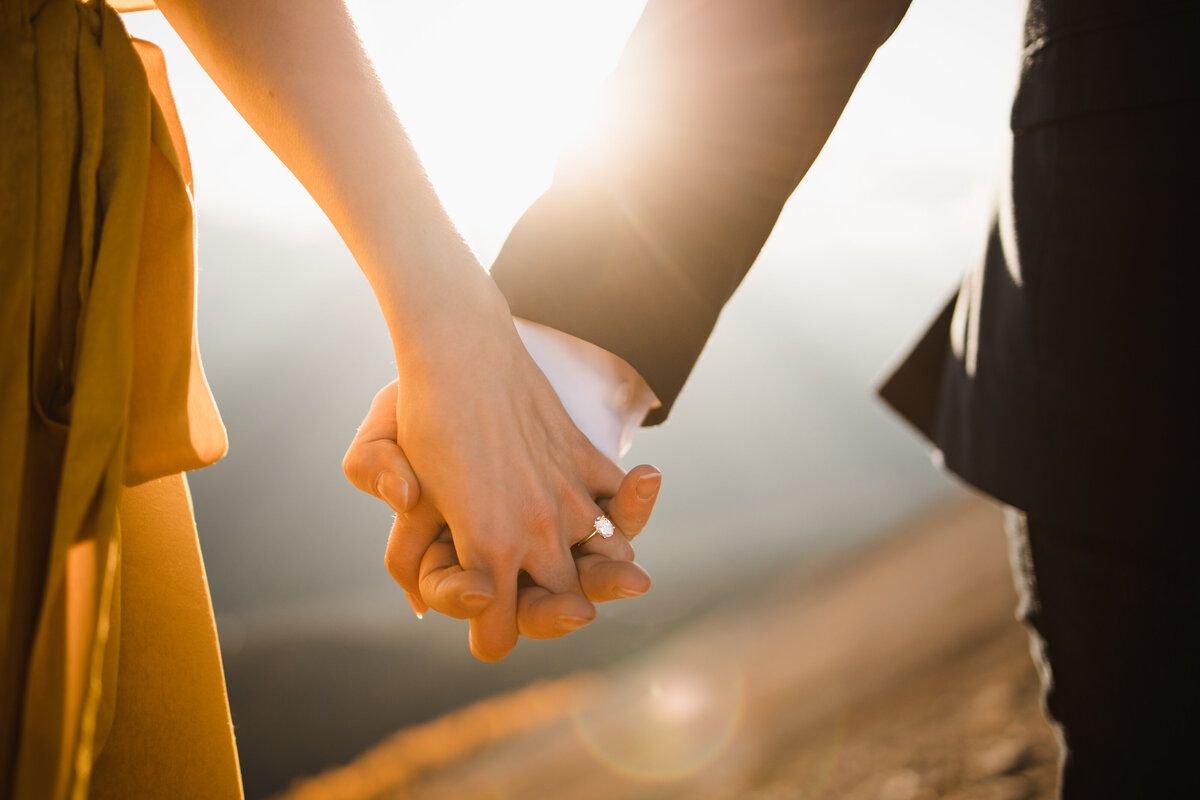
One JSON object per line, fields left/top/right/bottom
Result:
{"left": 418, "top": 536, "right": 497, "bottom": 620}
{"left": 575, "top": 554, "right": 652, "bottom": 603}
{"left": 468, "top": 593, "right": 519, "bottom": 662}
{"left": 528, "top": 524, "right": 590, "bottom": 581}
{"left": 523, "top": 493, "right": 596, "bottom": 596}
{"left": 351, "top": 380, "right": 399, "bottom": 442}
{"left": 343, "top": 381, "right": 419, "bottom": 513}
{"left": 382, "top": 503, "right": 446, "bottom": 594}
{"left": 461, "top": 542, "right": 521, "bottom": 662}
{"left": 579, "top": 440, "right": 625, "bottom": 501}
{"left": 346, "top": 441, "right": 418, "bottom": 513}
{"left": 602, "top": 464, "right": 661, "bottom": 540}
{"left": 515, "top": 585, "right": 595, "bottom": 640}
{"left": 572, "top": 515, "right": 636, "bottom": 561}
{"left": 405, "top": 590, "right": 429, "bottom": 619}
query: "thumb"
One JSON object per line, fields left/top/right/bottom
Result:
{"left": 603, "top": 464, "right": 661, "bottom": 540}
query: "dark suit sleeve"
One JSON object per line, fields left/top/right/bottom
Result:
{"left": 491, "top": 0, "right": 911, "bottom": 424}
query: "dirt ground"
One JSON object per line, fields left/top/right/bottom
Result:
{"left": 279, "top": 495, "right": 1060, "bottom": 800}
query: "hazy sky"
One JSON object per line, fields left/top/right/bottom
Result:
{"left": 124, "top": 0, "right": 1022, "bottom": 272}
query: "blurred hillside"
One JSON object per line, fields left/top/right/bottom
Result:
{"left": 277, "top": 494, "right": 1058, "bottom": 800}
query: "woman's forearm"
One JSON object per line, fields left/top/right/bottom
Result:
{"left": 153, "top": 0, "right": 634, "bottom": 661}
{"left": 154, "top": 0, "right": 505, "bottom": 350}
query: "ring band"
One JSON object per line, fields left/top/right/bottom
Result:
{"left": 574, "top": 515, "right": 615, "bottom": 548}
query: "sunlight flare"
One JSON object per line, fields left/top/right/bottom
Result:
{"left": 570, "top": 667, "right": 745, "bottom": 781}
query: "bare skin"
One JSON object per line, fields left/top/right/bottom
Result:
{"left": 344, "top": 381, "right": 661, "bottom": 642}
{"left": 156, "top": 0, "right": 655, "bottom": 660}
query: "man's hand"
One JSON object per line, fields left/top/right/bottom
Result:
{"left": 343, "top": 380, "right": 661, "bottom": 650}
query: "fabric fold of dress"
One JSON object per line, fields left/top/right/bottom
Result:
{"left": 1, "top": 1, "right": 228, "bottom": 796}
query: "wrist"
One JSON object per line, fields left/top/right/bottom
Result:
{"left": 386, "top": 263, "right": 515, "bottom": 375}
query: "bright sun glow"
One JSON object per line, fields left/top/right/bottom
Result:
{"left": 123, "top": 0, "right": 1018, "bottom": 280}
{"left": 123, "top": 1, "right": 646, "bottom": 260}
{"left": 339, "top": 0, "right": 649, "bottom": 263}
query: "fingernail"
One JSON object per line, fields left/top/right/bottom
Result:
{"left": 555, "top": 615, "right": 592, "bottom": 632}
{"left": 636, "top": 471, "right": 662, "bottom": 501}
{"left": 460, "top": 590, "right": 496, "bottom": 606}
{"left": 612, "top": 586, "right": 646, "bottom": 599}
{"left": 377, "top": 472, "right": 410, "bottom": 512}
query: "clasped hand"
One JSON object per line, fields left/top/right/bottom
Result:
{"left": 342, "top": 304, "right": 660, "bottom": 662}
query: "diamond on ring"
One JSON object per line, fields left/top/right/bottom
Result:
{"left": 574, "top": 515, "right": 616, "bottom": 548}
{"left": 593, "top": 515, "right": 615, "bottom": 539}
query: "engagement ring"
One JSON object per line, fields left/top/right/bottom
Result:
{"left": 574, "top": 515, "right": 615, "bottom": 547}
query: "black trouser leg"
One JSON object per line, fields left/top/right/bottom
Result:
{"left": 1006, "top": 509, "right": 1199, "bottom": 799}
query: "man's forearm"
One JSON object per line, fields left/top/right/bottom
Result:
{"left": 492, "top": 0, "right": 912, "bottom": 422}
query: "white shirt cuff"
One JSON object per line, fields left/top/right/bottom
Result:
{"left": 515, "top": 318, "right": 659, "bottom": 462}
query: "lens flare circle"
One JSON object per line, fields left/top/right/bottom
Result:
{"left": 570, "top": 668, "right": 745, "bottom": 781}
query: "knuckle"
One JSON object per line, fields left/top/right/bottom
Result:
{"left": 343, "top": 446, "right": 380, "bottom": 492}
{"left": 519, "top": 499, "right": 565, "bottom": 552}
{"left": 341, "top": 443, "right": 363, "bottom": 483}
{"left": 521, "top": 492, "right": 558, "bottom": 535}
{"left": 372, "top": 380, "right": 397, "bottom": 405}
{"left": 345, "top": 444, "right": 396, "bottom": 497}
{"left": 476, "top": 532, "right": 522, "bottom": 568}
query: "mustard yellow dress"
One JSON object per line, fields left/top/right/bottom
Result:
{"left": 2, "top": 1, "right": 242, "bottom": 796}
